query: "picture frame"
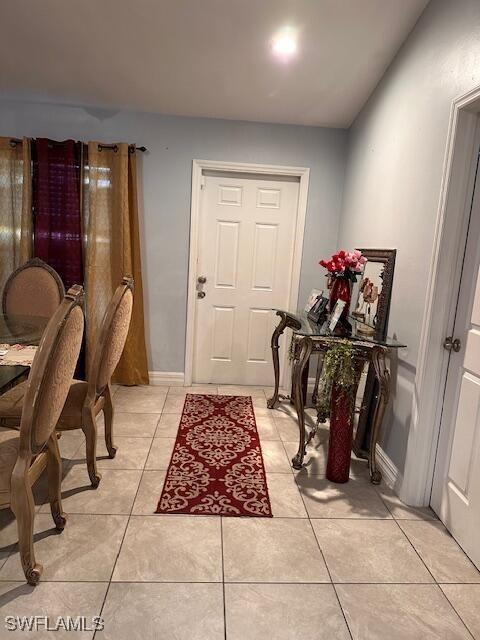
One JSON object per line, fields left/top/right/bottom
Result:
{"left": 327, "top": 299, "right": 346, "bottom": 332}
{"left": 304, "top": 288, "right": 324, "bottom": 313}
{"left": 352, "top": 248, "right": 397, "bottom": 457}
{"left": 307, "top": 294, "right": 329, "bottom": 324}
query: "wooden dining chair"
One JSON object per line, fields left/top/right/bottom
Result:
{"left": 0, "top": 285, "right": 84, "bottom": 584}
{"left": 2, "top": 257, "right": 65, "bottom": 319}
{"left": 0, "top": 278, "right": 134, "bottom": 489}
{"left": 56, "top": 277, "right": 134, "bottom": 487}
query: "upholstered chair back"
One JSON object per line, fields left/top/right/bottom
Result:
{"left": 18, "top": 285, "right": 84, "bottom": 455}
{"left": 2, "top": 258, "right": 65, "bottom": 319}
{"left": 89, "top": 277, "right": 134, "bottom": 396}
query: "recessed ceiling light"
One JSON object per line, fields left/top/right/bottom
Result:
{"left": 271, "top": 27, "right": 297, "bottom": 60}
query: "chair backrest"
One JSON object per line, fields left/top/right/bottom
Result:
{"left": 18, "top": 285, "right": 84, "bottom": 456}
{"left": 88, "top": 277, "right": 134, "bottom": 397}
{"left": 2, "top": 258, "right": 65, "bottom": 319}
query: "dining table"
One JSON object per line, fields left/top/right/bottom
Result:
{"left": 0, "top": 313, "right": 47, "bottom": 395}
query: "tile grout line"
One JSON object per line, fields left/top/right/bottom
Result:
{"left": 431, "top": 584, "right": 476, "bottom": 640}
{"left": 391, "top": 518, "right": 478, "bottom": 637}
{"left": 92, "top": 396, "right": 162, "bottom": 640}
{"left": 3, "top": 388, "right": 479, "bottom": 636}
{"left": 436, "top": 586, "right": 477, "bottom": 640}
{"left": 293, "top": 457, "right": 354, "bottom": 640}
{"left": 220, "top": 516, "right": 227, "bottom": 640}
{"left": 307, "top": 511, "right": 354, "bottom": 639}
{"left": 390, "top": 517, "right": 441, "bottom": 584}
{"left": 2, "top": 578, "right": 476, "bottom": 585}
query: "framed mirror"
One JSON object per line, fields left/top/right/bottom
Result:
{"left": 352, "top": 248, "right": 396, "bottom": 456}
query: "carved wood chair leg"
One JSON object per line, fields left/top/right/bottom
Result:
{"left": 82, "top": 409, "right": 101, "bottom": 488}
{"left": 46, "top": 435, "right": 67, "bottom": 531}
{"left": 103, "top": 384, "right": 117, "bottom": 459}
{"left": 10, "top": 460, "right": 42, "bottom": 585}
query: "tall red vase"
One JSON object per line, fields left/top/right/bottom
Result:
{"left": 326, "top": 383, "right": 354, "bottom": 483}
{"left": 329, "top": 277, "right": 352, "bottom": 320}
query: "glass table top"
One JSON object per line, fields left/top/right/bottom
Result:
{"left": 274, "top": 310, "right": 406, "bottom": 349}
{"left": 0, "top": 314, "right": 48, "bottom": 395}
{"left": 0, "top": 313, "right": 47, "bottom": 346}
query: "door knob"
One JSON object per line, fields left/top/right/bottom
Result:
{"left": 443, "top": 336, "right": 461, "bottom": 352}
{"left": 197, "top": 291, "right": 206, "bottom": 299}
{"left": 197, "top": 276, "right": 207, "bottom": 284}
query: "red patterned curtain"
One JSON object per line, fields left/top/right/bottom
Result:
{"left": 32, "top": 139, "right": 83, "bottom": 289}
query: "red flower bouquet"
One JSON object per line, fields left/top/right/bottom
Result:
{"left": 319, "top": 249, "right": 367, "bottom": 282}
{"left": 319, "top": 250, "right": 368, "bottom": 318}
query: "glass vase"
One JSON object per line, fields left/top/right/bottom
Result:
{"left": 329, "top": 276, "right": 352, "bottom": 320}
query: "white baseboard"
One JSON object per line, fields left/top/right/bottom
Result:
{"left": 149, "top": 371, "right": 185, "bottom": 386}
{"left": 376, "top": 444, "right": 402, "bottom": 490}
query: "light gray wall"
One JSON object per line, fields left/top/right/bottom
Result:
{"left": 0, "top": 101, "right": 347, "bottom": 372}
{"left": 338, "top": 0, "right": 480, "bottom": 473}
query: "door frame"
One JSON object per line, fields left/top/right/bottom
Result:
{"left": 400, "top": 85, "right": 480, "bottom": 506}
{"left": 184, "top": 159, "right": 310, "bottom": 386}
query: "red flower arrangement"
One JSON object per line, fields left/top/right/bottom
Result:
{"left": 319, "top": 249, "right": 367, "bottom": 281}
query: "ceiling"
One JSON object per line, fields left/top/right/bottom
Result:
{"left": 0, "top": 0, "right": 429, "bottom": 128}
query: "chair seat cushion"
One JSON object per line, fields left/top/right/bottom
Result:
{"left": 0, "top": 427, "right": 20, "bottom": 496}
{"left": 0, "top": 379, "right": 88, "bottom": 430}
{"left": 57, "top": 380, "right": 88, "bottom": 428}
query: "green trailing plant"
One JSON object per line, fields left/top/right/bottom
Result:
{"left": 323, "top": 340, "right": 356, "bottom": 388}
{"left": 316, "top": 340, "right": 357, "bottom": 419}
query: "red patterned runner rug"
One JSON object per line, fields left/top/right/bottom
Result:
{"left": 156, "top": 394, "right": 272, "bottom": 517}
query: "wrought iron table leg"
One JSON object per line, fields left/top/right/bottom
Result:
{"left": 267, "top": 311, "right": 300, "bottom": 409}
{"left": 292, "top": 336, "right": 313, "bottom": 470}
{"left": 368, "top": 347, "right": 390, "bottom": 484}
{"left": 311, "top": 352, "right": 324, "bottom": 405}
{"left": 267, "top": 312, "right": 289, "bottom": 409}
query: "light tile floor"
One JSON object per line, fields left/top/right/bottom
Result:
{"left": 0, "top": 384, "right": 479, "bottom": 639}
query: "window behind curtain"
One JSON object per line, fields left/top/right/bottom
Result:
{"left": 32, "top": 139, "right": 83, "bottom": 289}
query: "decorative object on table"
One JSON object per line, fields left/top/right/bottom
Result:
{"left": 307, "top": 293, "right": 329, "bottom": 324}
{"left": 328, "top": 300, "right": 346, "bottom": 333}
{"left": 351, "top": 249, "right": 397, "bottom": 456}
{"left": 304, "top": 288, "right": 324, "bottom": 313}
{"left": 157, "top": 394, "right": 272, "bottom": 517}
{"left": 355, "top": 277, "right": 379, "bottom": 335}
{"left": 318, "top": 341, "right": 361, "bottom": 483}
{"left": 319, "top": 250, "right": 367, "bottom": 322}
{"left": 0, "top": 343, "right": 37, "bottom": 366}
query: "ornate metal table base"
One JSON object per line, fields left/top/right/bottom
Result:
{"left": 267, "top": 310, "right": 391, "bottom": 484}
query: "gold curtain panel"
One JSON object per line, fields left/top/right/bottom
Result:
{"left": 84, "top": 142, "right": 149, "bottom": 385}
{"left": 0, "top": 138, "right": 32, "bottom": 291}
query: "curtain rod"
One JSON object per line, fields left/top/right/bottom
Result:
{"left": 9, "top": 138, "right": 148, "bottom": 153}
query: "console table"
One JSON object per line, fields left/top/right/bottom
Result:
{"left": 267, "top": 310, "right": 405, "bottom": 484}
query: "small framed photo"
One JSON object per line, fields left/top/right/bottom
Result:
{"left": 307, "top": 295, "right": 329, "bottom": 324}
{"left": 304, "top": 288, "right": 324, "bottom": 313}
{"left": 328, "top": 300, "right": 346, "bottom": 333}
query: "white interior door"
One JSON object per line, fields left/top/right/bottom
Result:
{"left": 432, "top": 148, "right": 480, "bottom": 568}
{"left": 193, "top": 170, "right": 300, "bottom": 385}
